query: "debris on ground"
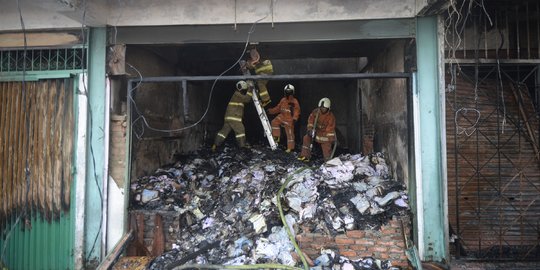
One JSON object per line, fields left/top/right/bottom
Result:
{"left": 129, "top": 144, "right": 410, "bottom": 269}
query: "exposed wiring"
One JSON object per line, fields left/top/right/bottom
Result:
{"left": 454, "top": 108, "right": 481, "bottom": 136}
{"left": 127, "top": 12, "right": 271, "bottom": 137}
{"left": 77, "top": 0, "right": 104, "bottom": 262}
{"left": 444, "top": 0, "right": 500, "bottom": 137}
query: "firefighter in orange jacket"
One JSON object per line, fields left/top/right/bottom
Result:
{"left": 241, "top": 47, "right": 272, "bottom": 107}
{"left": 212, "top": 81, "right": 252, "bottom": 151}
{"left": 298, "top": 98, "right": 336, "bottom": 161}
{"left": 267, "top": 84, "right": 301, "bottom": 153}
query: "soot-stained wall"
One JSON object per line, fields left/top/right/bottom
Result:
{"left": 360, "top": 40, "right": 409, "bottom": 184}
{"left": 127, "top": 46, "right": 207, "bottom": 178}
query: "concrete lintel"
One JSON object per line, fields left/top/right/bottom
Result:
{"left": 114, "top": 19, "right": 415, "bottom": 45}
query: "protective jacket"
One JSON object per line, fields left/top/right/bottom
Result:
{"left": 268, "top": 96, "right": 300, "bottom": 122}
{"left": 307, "top": 108, "right": 336, "bottom": 143}
{"left": 250, "top": 60, "right": 274, "bottom": 75}
{"left": 214, "top": 90, "right": 252, "bottom": 147}
{"left": 246, "top": 60, "right": 273, "bottom": 105}
{"left": 268, "top": 96, "right": 300, "bottom": 150}
{"left": 224, "top": 91, "right": 252, "bottom": 122}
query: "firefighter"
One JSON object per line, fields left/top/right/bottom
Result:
{"left": 240, "top": 46, "right": 272, "bottom": 107}
{"left": 297, "top": 97, "right": 336, "bottom": 162}
{"left": 212, "top": 81, "right": 252, "bottom": 151}
{"left": 267, "top": 84, "right": 301, "bottom": 153}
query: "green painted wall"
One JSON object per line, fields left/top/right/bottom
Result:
{"left": 0, "top": 76, "right": 78, "bottom": 270}
{"left": 0, "top": 212, "right": 75, "bottom": 270}
{"left": 84, "top": 27, "right": 107, "bottom": 265}
{"left": 416, "top": 15, "right": 447, "bottom": 262}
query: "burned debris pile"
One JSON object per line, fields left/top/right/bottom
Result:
{"left": 129, "top": 145, "right": 410, "bottom": 269}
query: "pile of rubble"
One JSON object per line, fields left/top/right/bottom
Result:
{"left": 130, "top": 144, "right": 409, "bottom": 269}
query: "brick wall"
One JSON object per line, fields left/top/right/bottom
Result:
{"left": 130, "top": 210, "right": 411, "bottom": 268}
{"left": 296, "top": 215, "right": 410, "bottom": 269}
{"left": 110, "top": 114, "right": 127, "bottom": 187}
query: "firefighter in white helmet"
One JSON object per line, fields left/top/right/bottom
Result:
{"left": 298, "top": 97, "right": 336, "bottom": 161}
{"left": 267, "top": 84, "right": 301, "bottom": 152}
{"left": 212, "top": 81, "right": 253, "bottom": 151}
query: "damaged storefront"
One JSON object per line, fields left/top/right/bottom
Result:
{"left": 110, "top": 31, "right": 417, "bottom": 268}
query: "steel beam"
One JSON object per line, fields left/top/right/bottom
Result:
{"left": 129, "top": 72, "right": 411, "bottom": 85}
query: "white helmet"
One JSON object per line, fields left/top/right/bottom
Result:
{"left": 236, "top": 80, "right": 248, "bottom": 91}
{"left": 284, "top": 84, "right": 295, "bottom": 95}
{"left": 318, "top": 97, "right": 331, "bottom": 109}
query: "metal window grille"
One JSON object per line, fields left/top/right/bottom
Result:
{"left": 0, "top": 47, "right": 86, "bottom": 72}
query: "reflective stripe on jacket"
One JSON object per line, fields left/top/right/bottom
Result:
{"left": 253, "top": 60, "right": 273, "bottom": 75}
{"left": 267, "top": 96, "right": 300, "bottom": 122}
{"left": 307, "top": 108, "right": 336, "bottom": 142}
{"left": 224, "top": 91, "right": 251, "bottom": 121}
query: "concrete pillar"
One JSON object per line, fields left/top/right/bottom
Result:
{"left": 415, "top": 15, "right": 448, "bottom": 263}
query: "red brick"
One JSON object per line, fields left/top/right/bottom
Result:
{"left": 357, "top": 251, "right": 373, "bottom": 258}
{"left": 389, "top": 247, "right": 405, "bottom": 253}
{"left": 349, "top": 245, "right": 368, "bottom": 251}
{"left": 340, "top": 250, "right": 357, "bottom": 258}
{"left": 379, "top": 253, "right": 390, "bottom": 259}
{"left": 346, "top": 230, "right": 365, "bottom": 238}
{"left": 314, "top": 235, "right": 334, "bottom": 243}
{"left": 370, "top": 246, "right": 388, "bottom": 253}
{"left": 355, "top": 239, "right": 375, "bottom": 245}
{"left": 296, "top": 235, "right": 313, "bottom": 243}
{"left": 392, "top": 261, "right": 410, "bottom": 268}
{"left": 381, "top": 227, "right": 397, "bottom": 234}
{"left": 335, "top": 237, "right": 355, "bottom": 245}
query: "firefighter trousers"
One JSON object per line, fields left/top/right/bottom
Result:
{"left": 214, "top": 120, "right": 246, "bottom": 147}
{"left": 271, "top": 116, "right": 295, "bottom": 150}
{"left": 300, "top": 134, "right": 333, "bottom": 161}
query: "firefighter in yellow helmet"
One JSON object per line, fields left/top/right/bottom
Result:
{"left": 298, "top": 97, "right": 336, "bottom": 162}
{"left": 240, "top": 46, "right": 273, "bottom": 107}
{"left": 212, "top": 81, "right": 253, "bottom": 151}
{"left": 267, "top": 84, "right": 300, "bottom": 153}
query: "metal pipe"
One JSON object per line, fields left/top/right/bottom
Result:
{"left": 506, "top": 11, "right": 510, "bottom": 58}
{"left": 484, "top": 14, "right": 488, "bottom": 59}
{"left": 516, "top": 7, "right": 520, "bottom": 59}
{"left": 527, "top": 2, "right": 531, "bottom": 59}
{"left": 537, "top": 2, "right": 540, "bottom": 58}
{"left": 129, "top": 73, "right": 411, "bottom": 84}
{"left": 182, "top": 80, "right": 189, "bottom": 122}
{"left": 451, "top": 64, "right": 460, "bottom": 258}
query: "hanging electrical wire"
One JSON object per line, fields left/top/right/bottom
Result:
{"left": 127, "top": 4, "right": 273, "bottom": 138}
